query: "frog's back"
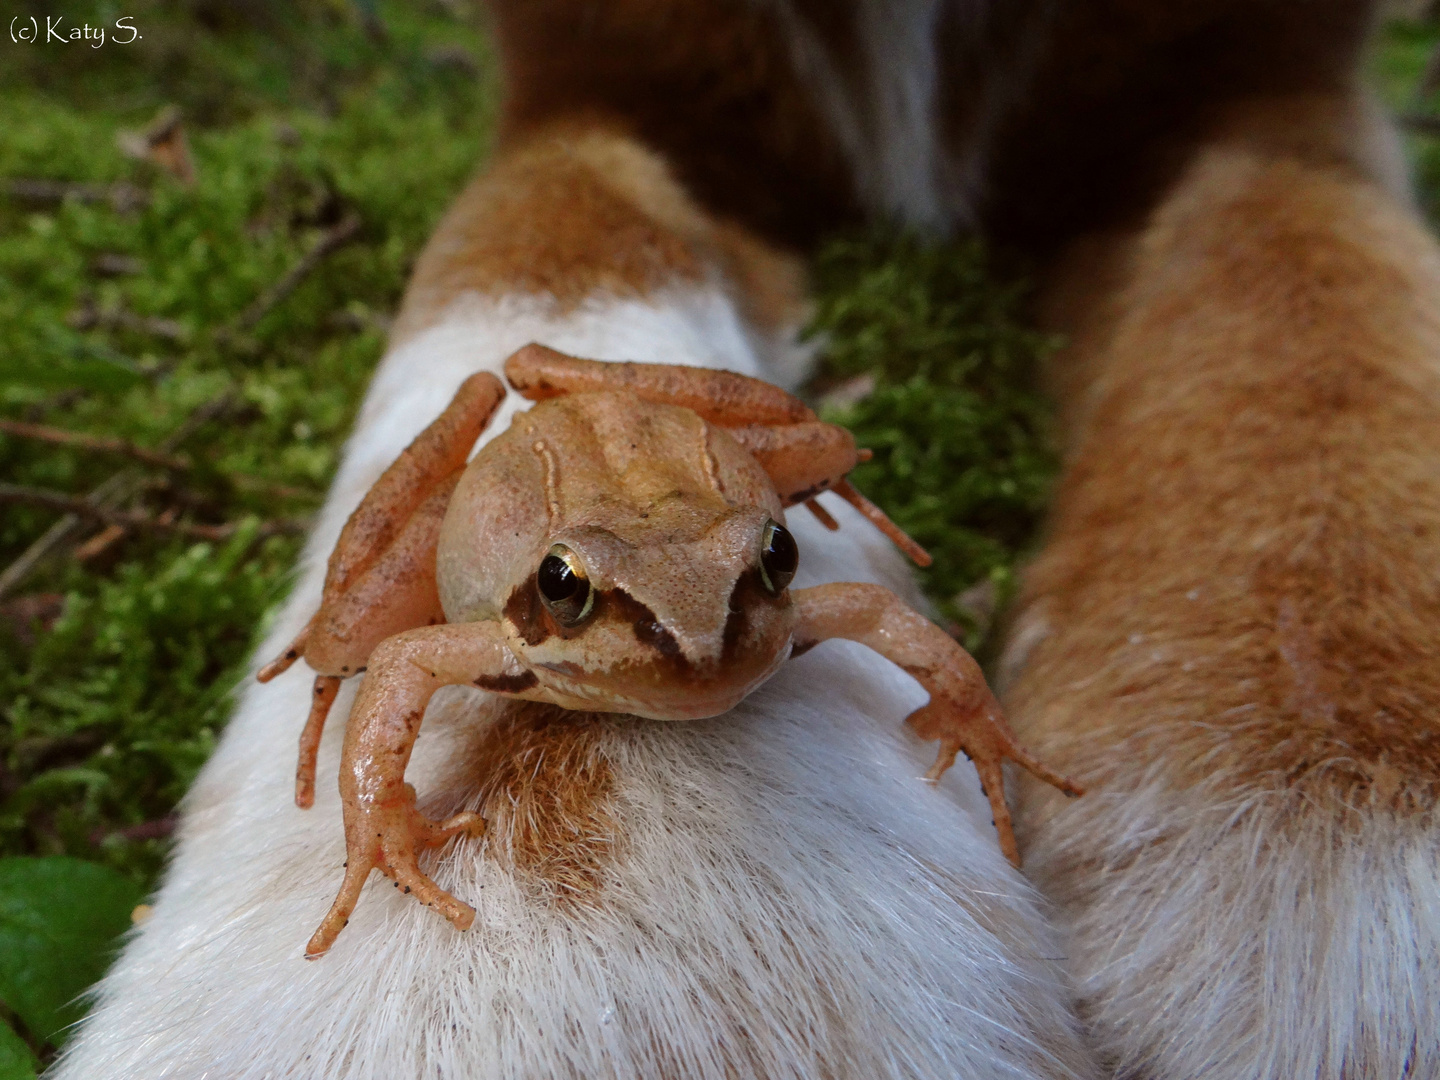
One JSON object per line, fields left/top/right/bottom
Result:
{"left": 507, "top": 392, "right": 781, "bottom": 534}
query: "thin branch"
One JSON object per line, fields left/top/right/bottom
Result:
{"left": 0, "top": 472, "right": 136, "bottom": 601}
{"left": 73, "top": 524, "right": 129, "bottom": 562}
{"left": 1400, "top": 113, "right": 1440, "bottom": 136}
{"left": 0, "top": 417, "right": 321, "bottom": 502}
{"left": 229, "top": 474, "right": 319, "bottom": 501}
{"left": 0, "top": 389, "right": 238, "bottom": 601}
{"left": 0, "top": 482, "right": 307, "bottom": 541}
{"left": 2, "top": 178, "right": 149, "bottom": 213}
{"left": 68, "top": 299, "right": 186, "bottom": 342}
{"left": 234, "top": 212, "right": 363, "bottom": 331}
{"left": 0, "top": 231, "right": 343, "bottom": 595}
{"left": 0, "top": 419, "right": 191, "bottom": 471}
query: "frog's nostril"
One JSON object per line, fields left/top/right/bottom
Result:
{"left": 634, "top": 616, "right": 681, "bottom": 657}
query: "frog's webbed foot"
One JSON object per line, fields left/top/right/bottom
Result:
{"left": 791, "top": 582, "right": 1083, "bottom": 868}
{"left": 305, "top": 782, "right": 485, "bottom": 958}
{"left": 904, "top": 698, "right": 1081, "bottom": 866}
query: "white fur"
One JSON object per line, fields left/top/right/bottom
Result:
{"left": 52, "top": 287, "right": 1096, "bottom": 1079}
{"left": 1031, "top": 767, "right": 1440, "bottom": 1079}
{"left": 766, "top": 0, "right": 955, "bottom": 229}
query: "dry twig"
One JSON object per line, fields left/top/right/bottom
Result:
{"left": 68, "top": 297, "right": 186, "bottom": 342}
{"left": 0, "top": 482, "right": 307, "bottom": 542}
{"left": 0, "top": 392, "right": 236, "bottom": 601}
{"left": 72, "top": 524, "right": 129, "bottom": 562}
{"left": 0, "top": 472, "right": 135, "bottom": 601}
{"left": 0, "top": 419, "right": 191, "bottom": 471}
{"left": 234, "top": 212, "right": 363, "bottom": 331}
{"left": 0, "top": 417, "right": 320, "bottom": 503}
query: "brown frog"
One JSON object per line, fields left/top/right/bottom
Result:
{"left": 258, "top": 344, "right": 1082, "bottom": 957}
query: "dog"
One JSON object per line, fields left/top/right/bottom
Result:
{"left": 55, "top": 1, "right": 1439, "bottom": 1076}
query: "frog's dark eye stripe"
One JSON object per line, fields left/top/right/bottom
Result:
{"left": 537, "top": 544, "right": 595, "bottom": 625}
{"left": 758, "top": 520, "right": 798, "bottom": 595}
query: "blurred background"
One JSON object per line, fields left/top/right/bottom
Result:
{"left": 1, "top": 2, "right": 1438, "bottom": 1073}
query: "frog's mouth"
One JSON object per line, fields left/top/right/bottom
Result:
{"left": 508, "top": 570, "right": 796, "bottom": 721}
{"left": 530, "top": 663, "right": 780, "bottom": 721}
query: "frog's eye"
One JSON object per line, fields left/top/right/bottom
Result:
{"left": 758, "top": 520, "right": 798, "bottom": 595}
{"left": 537, "top": 544, "right": 595, "bottom": 625}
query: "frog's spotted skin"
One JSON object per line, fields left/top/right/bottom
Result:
{"left": 259, "top": 344, "right": 1081, "bottom": 957}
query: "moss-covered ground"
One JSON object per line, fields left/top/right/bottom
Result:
{"left": 1, "top": 3, "right": 1438, "bottom": 1071}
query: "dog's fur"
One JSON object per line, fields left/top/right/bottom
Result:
{"left": 54, "top": 2, "right": 1440, "bottom": 1077}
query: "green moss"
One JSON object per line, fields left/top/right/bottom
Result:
{"left": 809, "top": 232, "right": 1059, "bottom": 649}
{"left": 0, "top": 1, "right": 495, "bottom": 893}
{"left": 0, "top": 529, "right": 287, "bottom": 885}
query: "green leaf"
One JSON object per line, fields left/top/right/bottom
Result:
{"left": 0, "top": 1021, "right": 38, "bottom": 1080}
{"left": 0, "top": 856, "right": 142, "bottom": 1047}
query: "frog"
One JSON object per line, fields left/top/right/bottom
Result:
{"left": 257, "top": 344, "right": 1083, "bottom": 958}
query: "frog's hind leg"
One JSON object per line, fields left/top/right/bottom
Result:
{"left": 504, "top": 342, "right": 815, "bottom": 426}
{"left": 726, "top": 422, "right": 932, "bottom": 566}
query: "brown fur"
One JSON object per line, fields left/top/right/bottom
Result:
{"left": 451, "top": 701, "right": 621, "bottom": 903}
{"left": 486, "top": 0, "right": 863, "bottom": 247}
{"left": 392, "top": 125, "right": 809, "bottom": 345}
{"left": 393, "top": 126, "right": 703, "bottom": 341}
{"left": 1011, "top": 100, "right": 1440, "bottom": 833}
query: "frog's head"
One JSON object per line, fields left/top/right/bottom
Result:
{"left": 499, "top": 503, "right": 799, "bottom": 720}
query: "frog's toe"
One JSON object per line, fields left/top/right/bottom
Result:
{"left": 972, "top": 754, "right": 1021, "bottom": 867}
{"left": 295, "top": 675, "right": 343, "bottom": 809}
{"left": 906, "top": 701, "right": 1022, "bottom": 865}
{"left": 387, "top": 856, "right": 476, "bottom": 931}
{"left": 905, "top": 701, "right": 978, "bottom": 780}
{"left": 305, "top": 852, "right": 375, "bottom": 958}
{"left": 1004, "top": 739, "right": 1086, "bottom": 799}
{"left": 412, "top": 808, "right": 485, "bottom": 847}
{"left": 377, "top": 805, "right": 483, "bottom": 929}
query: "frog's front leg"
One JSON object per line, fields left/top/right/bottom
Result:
{"left": 258, "top": 371, "right": 506, "bottom": 808}
{"left": 305, "top": 621, "right": 533, "bottom": 958}
{"left": 791, "top": 583, "right": 1082, "bottom": 866}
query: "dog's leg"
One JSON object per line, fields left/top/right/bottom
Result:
{"left": 1011, "top": 92, "right": 1440, "bottom": 1079}
{"left": 52, "top": 117, "right": 1096, "bottom": 1079}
